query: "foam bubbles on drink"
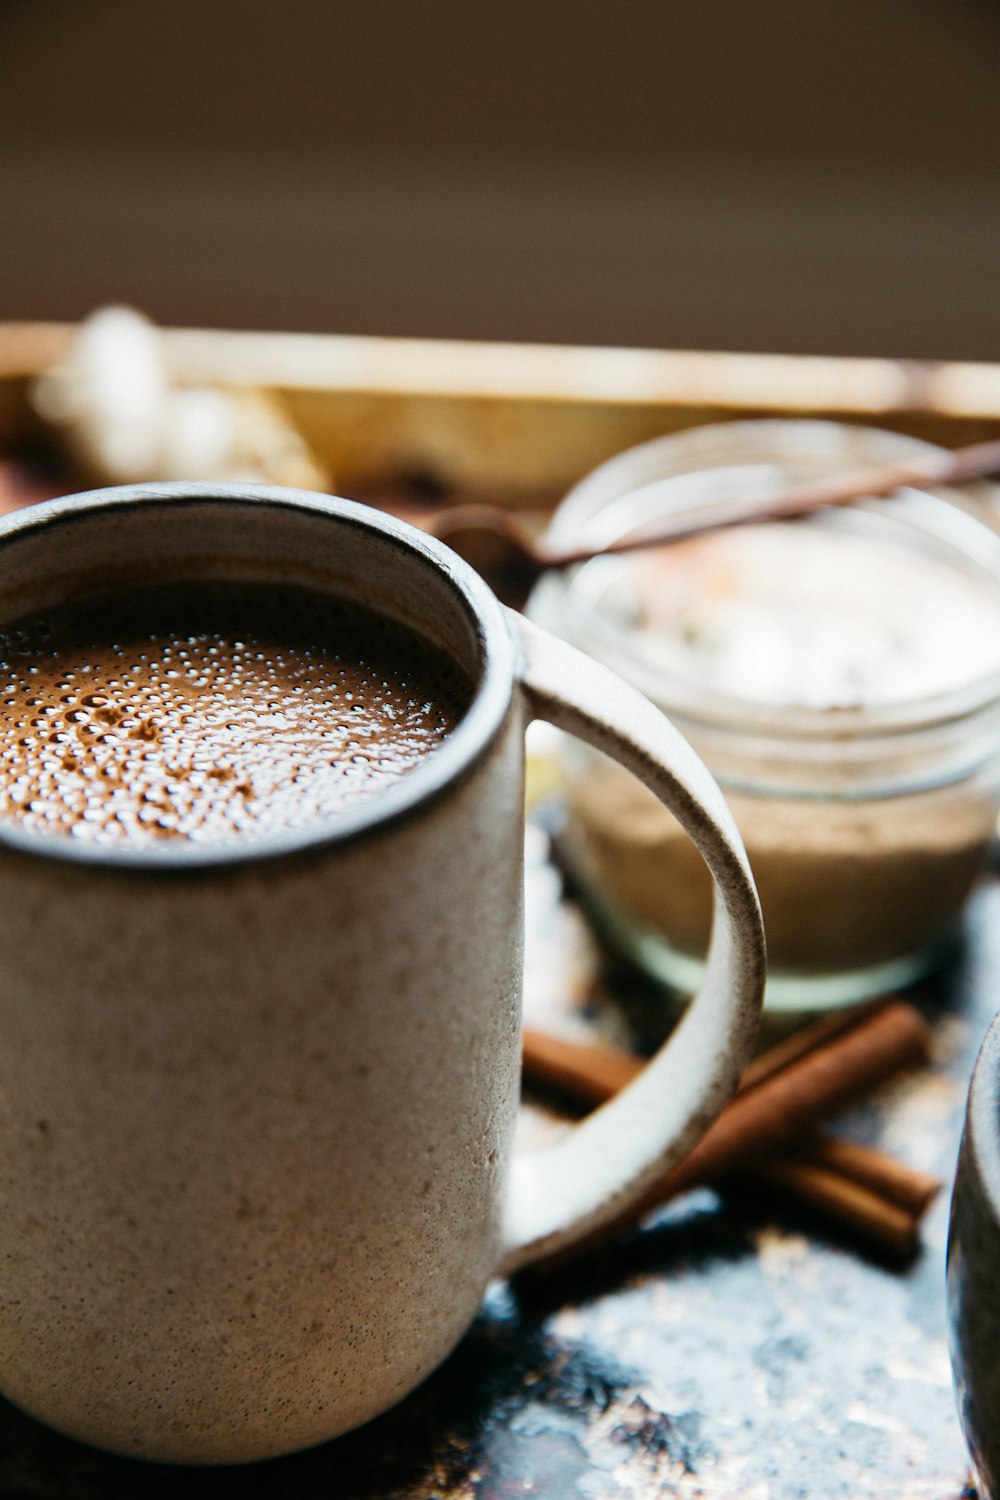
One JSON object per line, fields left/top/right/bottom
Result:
{"left": 0, "top": 582, "right": 471, "bottom": 846}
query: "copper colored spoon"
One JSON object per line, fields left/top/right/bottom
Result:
{"left": 429, "top": 436, "right": 1000, "bottom": 577}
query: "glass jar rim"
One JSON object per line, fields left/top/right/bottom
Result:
{"left": 534, "top": 423, "right": 1000, "bottom": 744}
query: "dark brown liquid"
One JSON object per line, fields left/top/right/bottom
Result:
{"left": 0, "top": 581, "right": 471, "bottom": 846}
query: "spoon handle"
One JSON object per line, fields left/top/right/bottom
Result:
{"left": 546, "top": 436, "right": 1000, "bottom": 567}
{"left": 429, "top": 435, "right": 1000, "bottom": 576}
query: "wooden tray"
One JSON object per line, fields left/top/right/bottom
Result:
{"left": 6, "top": 322, "right": 1000, "bottom": 504}
{"left": 0, "top": 321, "right": 990, "bottom": 1498}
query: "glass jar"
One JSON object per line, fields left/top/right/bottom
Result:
{"left": 530, "top": 420, "right": 1000, "bottom": 1010}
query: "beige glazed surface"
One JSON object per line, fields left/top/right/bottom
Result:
{"left": 0, "top": 485, "right": 764, "bottom": 1464}
{"left": 0, "top": 713, "right": 525, "bottom": 1462}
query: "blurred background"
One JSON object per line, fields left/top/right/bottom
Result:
{"left": 2, "top": 0, "right": 1000, "bottom": 358}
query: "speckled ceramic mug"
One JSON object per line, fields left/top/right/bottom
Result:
{"left": 0, "top": 483, "right": 765, "bottom": 1465}
{"left": 949, "top": 1010, "right": 1000, "bottom": 1498}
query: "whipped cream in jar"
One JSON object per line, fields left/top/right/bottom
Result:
{"left": 530, "top": 421, "right": 1000, "bottom": 1009}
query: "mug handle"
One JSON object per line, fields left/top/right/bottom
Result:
{"left": 499, "top": 613, "right": 766, "bottom": 1275}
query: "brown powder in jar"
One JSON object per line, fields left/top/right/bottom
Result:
{"left": 566, "top": 762, "right": 996, "bottom": 976}
{"left": 556, "top": 518, "right": 1000, "bottom": 985}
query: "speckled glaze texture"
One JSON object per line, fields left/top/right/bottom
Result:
{"left": 0, "top": 485, "right": 765, "bottom": 1465}
{"left": 948, "top": 1009, "right": 1000, "bottom": 1498}
{"left": 0, "top": 719, "right": 524, "bottom": 1464}
{"left": 0, "top": 485, "right": 529, "bottom": 1464}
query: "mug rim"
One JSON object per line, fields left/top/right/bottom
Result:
{"left": 967, "top": 1009, "right": 1000, "bottom": 1229}
{"left": 0, "top": 482, "right": 518, "bottom": 873}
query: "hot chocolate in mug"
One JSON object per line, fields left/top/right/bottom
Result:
{"left": 0, "top": 483, "right": 765, "bottom": 1464}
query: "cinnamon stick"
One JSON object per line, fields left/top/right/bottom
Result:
{"left": 521, "top": 1026, "right": 642, "bottom": 1104}
{"left": 748, "top": 1158, "right": 919, "bottom": 1258}
{"left": 795, "top": 1134, "right": 940, "bottom": 1217}
{"left": 521, "top": 1000, "right": 935, "bottom": 1262}
{"left": 636, "top": 1001, "right": 930, "bottom": 1202}
{"left": 522, "top": 1000, "right": 886, "bottom": 1108}
{"left": 737, "top": 1001, "right": 888, "bottom": 1092}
